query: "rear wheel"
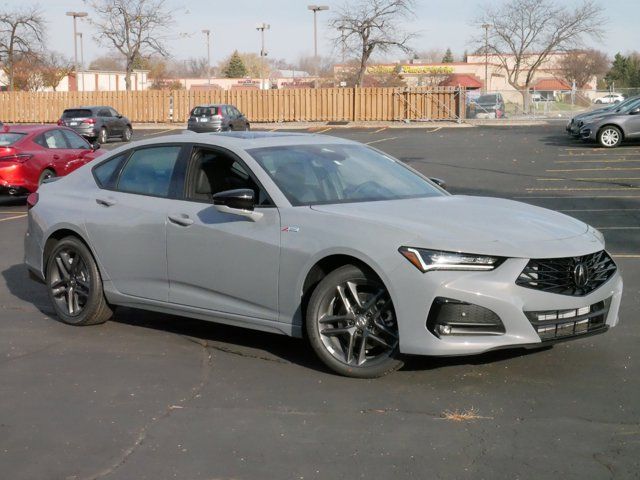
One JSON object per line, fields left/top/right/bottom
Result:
{"left": 245, "top": 123, "right": 251, "bottom": 131}
{"left": 98, "top": 127, "right": 108, "bottom": 144}
{"left": 598, "top": 126, "right": 622, "bottom": 148}
{"left": 122, "top": 126, "right": 132, "bottom": 142}
{"left": 306, "top": 265, "right": 403, "bottom": 378}
{"left": 46, "top": 237, "right": 113, "bottom": 326}
{"left": 38, "top": 169, "right": 55, "bottom": 186}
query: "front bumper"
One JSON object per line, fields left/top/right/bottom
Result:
{"left": 391, "top": 257, "right": 622, "bottom": 356}
{"left": 580, "top": 126, "right": 598, "bottom": 141}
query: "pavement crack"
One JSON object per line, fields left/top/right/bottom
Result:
{"left": 79, "top": 336, "right": 214, "bottom": 480}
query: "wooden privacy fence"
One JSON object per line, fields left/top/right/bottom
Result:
{"left": 0, "top": 87, "right": 465, "bottom": 124}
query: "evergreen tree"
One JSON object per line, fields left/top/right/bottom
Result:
{"left": 442, "top": 48, "right": 454, "bottom": 63}
{"left": 224, "top": 51, "right": 248, "bottom": 78}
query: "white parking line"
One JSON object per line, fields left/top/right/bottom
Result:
{"left": 537, "top": 177, "right": 640, "bottom": 181}
{"left": 314, "top": 127, "right": 333, "bottom": 134}
{"left": 555, "top": 159, "right": 640, "bottom": 164}
{"left": 559, "top": 208, "right": 640, "bottom": 212}
{"left": 547, "top": 167, "right": 640, "bottom": 172}
{"left": 366, "top": 136, "right": 400, "bottom": 145}
{"left": 0, "top": 214, "right": 27, "bottom": 223}
{"left": 596, "top": 227, "right": 640, "bottom": 230}
{"left": 526, "top": 187, "right": 640, "bottom": 191}
{"left": 140, "top": 128, "right": 177, "bottom": 137}
{"left": 514, "top": 195, "right": 640, "bottom": 199}
{"left": 373, "top": 127, "right": 387, "bottom": 133}
{"left": 612, "top": 254, "right": 640, "bottom": 259}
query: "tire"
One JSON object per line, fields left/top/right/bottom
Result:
{"left": 598, "top": 126, "right": 622, "bottom": 148}
{"left": 306, "top": 264, "right": 403, "bottom": 378}
{"left": 98, "top": 127, "right": 108, "bottom": 144}
{"left": 595, "top": 99, "right": 602, "bottom": 104}
{"left": 38, "top": 168, "right": 56, "bottom": 186}
{"left": 245, "top": 123, "right": 251, "bottom": 131}
{"left": 45, "top": 236, "right": 113, "bottom": 326}
{"left": 122, "top": 126, "right": 132, "bottom": 142}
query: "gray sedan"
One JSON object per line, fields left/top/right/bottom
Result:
{"left": 580, "top": 98, "right": 640, "bottom": 147}
{"left": 24, "top": 132, "right": 623, "bottom": 377}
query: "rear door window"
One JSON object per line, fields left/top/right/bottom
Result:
{"left": 0, "top": 133, "right": 25, "bottom": 146}
{"left": 116, "top": 146, "right": 182, "bottom": 197}
{"left": 38, "top": 130, "right": 69, "bottom": 149}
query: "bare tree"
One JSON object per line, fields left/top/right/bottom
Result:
{"left": 89, "top": 54, "right": 125, "bottom": 71}
{"left": 559, "top": 49, "right": 609, "bottom": 89}
{"left": 39, "top": 51, "right": 74, "bottom": 91}
{"left": 330, "top": 0, "right": 417, "bottom": 87}
{"left": 0, "top": 6, "right": 45, "bottom": 91}
{"left": 85, "top": 0, "right": 174, "bottom": 90}
{"left": 474, "top": 0, "right": 605, "bottom": 109}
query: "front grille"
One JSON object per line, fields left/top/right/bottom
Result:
{"left": 525, "top": 298, "right": 610, "bottom": 341}
{"left": 516, "top": 250, "right": 616, "bottom": 296}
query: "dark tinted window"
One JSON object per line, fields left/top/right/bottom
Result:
{"left": 0, "top": 133, "right": 25, "bottom": 146}
{"left": 98, "top": 109, "right": 112, "bottom": 117}
{"left": 109, "top": 108, "right": 120, "bottom": 117}
{"left": 62, "top": 109, "right": 93, "bottom": 118}
{"left": 61, "top": 129, "right": 90, "bottom": 149}
{"left": 117, "top": 146, "right": 181, "bottom": 197}
{"left": 192, "top": 106, "right": 219, "bottom": 116}
{"left": 477, "top": 94, "right": 498, "bottom": 103}
{"left": 93, "top": 152, "right": 129, "bottom": 188}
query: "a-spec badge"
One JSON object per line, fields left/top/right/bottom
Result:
{"left": 281, "top": 226, "right": 300, "bottom": 233}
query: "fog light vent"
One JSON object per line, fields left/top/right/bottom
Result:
{"left": 427, "top": 297, "right": 505, "bottom": 337}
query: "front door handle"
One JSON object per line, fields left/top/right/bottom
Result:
{"left": 96, "top": 198, "right": 116, "bottom": 207}
{"left": 168, "top": 214, "right": 194, "bottom": 227}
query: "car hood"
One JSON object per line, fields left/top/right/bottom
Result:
{"left": 572, "top": 108, "right": 611, "bottom": 122}
{"left": 310, "top": 196, "right": 602, "bottom": 258}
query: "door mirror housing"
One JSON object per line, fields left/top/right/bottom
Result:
{"left": 630, "top": 107, "right": 640, "bottom": 115}
{"left": 429, "top": 177, "right": 447, "bottom": 190}
{"left": 212, "top": 189, "right": 262, "bottom": 221}
{"left": 91, "top": 142, "right": 101, "bottom": 151}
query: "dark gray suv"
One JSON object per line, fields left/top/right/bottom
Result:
{"left": 187, "top": 104, "right": 250, "bottom": 133}
{"left": 58, "top": 106, "right": 133, "bottom": 144}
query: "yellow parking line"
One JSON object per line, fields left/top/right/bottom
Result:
{"left": 373, "top": 127, "right": 388, "bottom": 133}
{"left": 366, "top": 136, "right": 400, "bottom": 145}
{"left": 555, "top": 159, "right": 640, "bottom": 164}
{"left": 314, "top": 127, "right": 333, "bottom": 134}
{"left": 559, "top": 208, "right": 640, "bottom": 212}
{"left": 612, "top": 254, "right": 640, "bottom": 259}
{"left": 0, "top": 211, "right": 26, "bottom": 214}
{"left": 596, "top": 227, "right": 640, "bottom": 230}
{"left": 140, "top": 128, "right": 175, "bottom": 137}
{"left": 547, "top": 167, "right": 640, "bottom": 172}
{"left": 0, "top": 214, "right": 26, "bottom": 223}
{"left": 426, "top": 127, "right": 443, "bottom": 134}
{"left": 514, "top": 195, "right": 640, "bottom": 199}
{"left": 537, "top": 177, "right": 640, "bottom": 181}
{"left": 526, "top": 187, "right": 640, "bottom": 191}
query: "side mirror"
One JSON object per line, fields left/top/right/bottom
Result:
{"left": 630, "top": 107, "right": 640, "bottom": 115}
{"left": 212, "top": 189, "right": 263, "bottom": 221}
{"left": 429, "top": 177, "right": 447, "bottom": 191}
{"left": 116, "top": 114, "right": 123, "bottom": 119}
{"left": 91, "top": 142, "right": 101, "bottom": 151}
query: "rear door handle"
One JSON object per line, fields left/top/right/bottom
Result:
{"left": 168, "top": 214, "right": 194, "bottom": 227}
{"left": 96, "top": 198, "right": 116, "bottom": 207}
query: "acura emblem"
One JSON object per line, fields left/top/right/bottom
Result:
{"left": 573, "top": 262, "right": 589, "bottom": 288}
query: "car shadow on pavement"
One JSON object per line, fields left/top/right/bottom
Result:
{"left": 541, "top": 134, "right": 640, "bottom": 148}
{"left": 1, "top": 264, "right": 53, "bottom": 315}
{"left": 0, "top": 196, "right": 27, "bottom": 207}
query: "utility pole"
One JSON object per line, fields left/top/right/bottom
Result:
{"left": 256, "top": 23, "right": 270, "bottom": 90}
{"left": 202, "top": 29, "right": 211, "bottom": 86}
{"left": 482, "top": 23, "right": 490, "bottom": 93}
{"left": 77, "top": 32, "right": 84, "bottom": 68}
{"left": 66, "top": 11, "right": 88, "bottom": 92}
{"left": 307, "top": 5, "right": 329, "bottom": 79}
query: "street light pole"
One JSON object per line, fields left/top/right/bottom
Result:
{"left": 202, "top": 29, "right": 211, "bottom": 86}
{"left": 307, "top": 5, "right": 329, "bottom": 82}
{"left": 256, "top": 23, "right": 270, "bottom": 90}
{"left": 482, "top": 23, "right": 490, "bottom": 93}
{"left": 77, "top": 32, "right": 84, "bottom": 68}
{"left": 66, "top": 11, "right": 88, "bottom": 92}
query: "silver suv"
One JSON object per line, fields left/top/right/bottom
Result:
{"left": 187, "top": 104, "right": 250, "bottom": 133}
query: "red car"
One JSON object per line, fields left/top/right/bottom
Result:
{"left": 0, "top": 124, "right": 103, "bottom": 196}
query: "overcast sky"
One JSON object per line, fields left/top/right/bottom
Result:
{"left": 3, "top": 0, "right": 639, "bottom": 66}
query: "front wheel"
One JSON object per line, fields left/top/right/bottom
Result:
{"left": 46, "top": 236, "right": 113, "bottom": 326}
{"left": 306, "top": 265, "right": 403, "bottom": 378}
{"left": 598, "top": 126, "right": 622, "bottom": 148}
{"left": 122, "top": 126, "right": 132, "bottom": 142}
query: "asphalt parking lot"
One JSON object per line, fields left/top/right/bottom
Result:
{"left": 1, "top": 125, "right": 639, "bottom": 480}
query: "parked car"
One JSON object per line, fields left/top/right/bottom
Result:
{"left": 187, "top": 104, "right": 250, "bottom": 133}
{"left": 0, "top": 125, "right": 102, "bottom": 196}
{"left": 580, "top": 97, "right": 640, "bottom": 147}
{"left": 25, "top": 132, "right": 622, "bottom": 378}
{"left": 594, "top": 93, "right": 625, "bottom": 104}
{"left": 567, "top": 95, "right": 640, "bottom": 137}
{"left": 468, "top": 93, "right": 506, "bottom": 119}
{"left": 58, "top": 106, "right": 133, "bottom": 144}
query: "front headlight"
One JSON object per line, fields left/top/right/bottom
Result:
{"left": 399, "top": 247, "right": 504, "bottom": 273}
{"left": 589, "top": 226, "right": 605, "bottom": 244}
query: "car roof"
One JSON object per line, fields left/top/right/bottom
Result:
{"left": 63, "top": 106, "right": 111, "bottom": 111}
{"left": 106, "top": 131, "right": 357, "bottom": 154}
{"left": 1, "top": 124, "right": 64, "bottom": 134}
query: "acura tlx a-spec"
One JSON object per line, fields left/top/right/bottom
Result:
{"left": 24, "top": 132, "right": 623, "bottom": 378}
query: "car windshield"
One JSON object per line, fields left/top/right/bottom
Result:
{"left": 192, "top": 107, "right": 219, "bottom": 116}
{"left": 63, "top": 109, "right": 93, "bottom": 118}
{"left": 476, "top": 94, "right": 497, "bottom": 104}
{"left": 0, "top": 133, "right": 26, "bottom": 146}
{"left": 249, "top": 144, "right": 444, "bottom": 206}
